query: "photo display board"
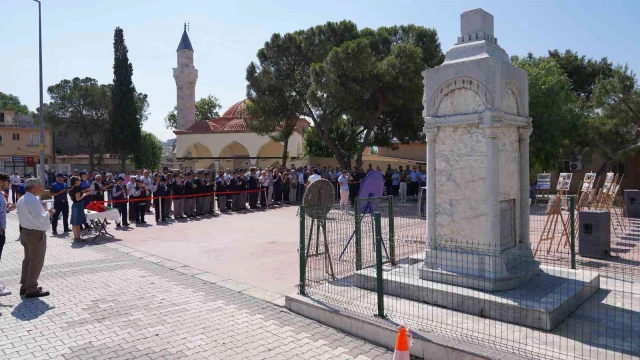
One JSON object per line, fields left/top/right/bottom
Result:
{"left": 581, "top": 172, "right": 596, "bottom": 192}
{"left": 536, "top": 173, "right": 551, "bottom": 190}
{"left": 556, "top": 173, "right": 573, "bottom": 191}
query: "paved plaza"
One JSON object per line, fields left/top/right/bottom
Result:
{"left": 0, "top": 209, "right": 394, "bottom": 360}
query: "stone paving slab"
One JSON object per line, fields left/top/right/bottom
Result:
{"left": 0, "top": 212, "right": 394, "bottom": 360}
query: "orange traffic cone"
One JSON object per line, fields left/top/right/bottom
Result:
{"left": 393, "top": 326, "right": 411, "bottom": 360}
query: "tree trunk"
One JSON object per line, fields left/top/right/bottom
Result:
{"left": 281, "top": 137, "right": 289, "bottom": 167}
{"left": 313, "top": 125, "right": 348, "bottom": 170}
{"left": 88, "top": 144, "right": 95, "bottom": 171}
{"left": 354, "top": 127, "right": 374, "bottom": 170}
{"left": 51, "top": 132, "right": 56, "bottom": 164}
{"left": 120, "top": 153, "right": 127, "bottom": 172}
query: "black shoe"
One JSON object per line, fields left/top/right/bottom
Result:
{"left": 63, "top": 228, "right": 71, "bottom": 232}
{"left": 136, "top": 221, "right": 140, "bottom": 224}
{"left": 52, "top": 230, "right": 58, "bottom": 235}
{"left": 123, "top": 223, "right": 130, "bottom": 226}
{"left": 20, "top": 286, "right": 42, "bottom": 296}
{"left": 141, "top": 220, "right": 147, "bottom": 224}
{"left": 25, "top": 289, "right": 50, "bottom": 298}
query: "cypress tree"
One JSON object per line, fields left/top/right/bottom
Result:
{"left": 109, "top": 27, "right": 140, "bottom": 171}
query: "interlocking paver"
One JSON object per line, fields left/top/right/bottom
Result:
{"left": 0, "top": 213, "right": 392, "bottom": 360}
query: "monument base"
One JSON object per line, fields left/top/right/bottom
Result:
{"left": 420, "top": 244, "right": 541, "bottom": 291}
{"left": 354, "top": 262, "right": 599, "bottom": 331}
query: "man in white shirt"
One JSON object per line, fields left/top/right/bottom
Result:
{"left": 9, "top": 171, "right": 21, "bottom": 204}
{"left": 307, "top": 168, "right": 322, "bottom": 184}
{"left": 338, "top": 170, "right": 350, "bottom": 212}
{"left": 17, "top": 178, "right": 54, "bottom": 298}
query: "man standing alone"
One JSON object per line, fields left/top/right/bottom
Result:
{"left": 10, "top": 171, "right": 21, "bottom": 204}
{"left": 17, "top": 178, "right": 54, "bottom": 298}
{"left": 50, "top": 173, "right": 70, "bottom": 234}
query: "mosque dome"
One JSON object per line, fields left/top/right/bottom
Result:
{"left": 177, "top": 98, "right": 309, "bottom": 134}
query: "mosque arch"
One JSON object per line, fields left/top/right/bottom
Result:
{"left": 256, "top": 141, "right": 285, "bottom": 168}
{"left": 182, "top": 142, "right": 213, "bottom": 170}
{"left": 219, "top": 141, "right": 251, "bottom": 170}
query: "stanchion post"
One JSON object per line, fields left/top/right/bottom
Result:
{"left": 388, "top": 195, "right": 396, "bottom": 265}
{"left": 299, "top": 205, "right": 306, "bottom": 295}
{"left": 570, "top": 195, "right": 576, "bottom": 270}
{"left": 374, "top": 211, "right": 385, "bottom": 318}
{"left": 355, "top": 197, "right": 362, "bottom": 271}
{"left": 158, "top": 196, "right": 162, "bottom": 219}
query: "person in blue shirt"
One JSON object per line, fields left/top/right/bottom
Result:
{"left": 79, "top": 171, "right": 91, "bottom": 229}
{"left": 50, "top": 173, "right": 70, "bottom": 234}
{"left": 409, "top": 166, "right": 420, "bottom": 198}
{"left": 391, "top": 170, "right": 400, "bottom": 196}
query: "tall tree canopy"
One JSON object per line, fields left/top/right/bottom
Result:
{"left": 164, "top": 95, "right": 222, "bottom": 129}
{"left": 109, "top": 27, "right": 142, "bottom": 171}
{"left": 548, "top": 49, "right": 614, "bottom": 103}
{"left": 0, "top": 92, "right": 30, "bottom": 114}
{"left": 246, "top": 49, "right": 303, "bottom": 167}
{"left": 512, "top": 54, "right": 585, "bottom": 174}
{"left": 248, "top": 21, "right": 444, "bottom": 169}
{"left": 590, "top": 65, "right": 640, "bottom": 161}
{"left": 46, "top": 77, "right": 111, "bottom": 169}
{"left": 132, "top": 131, "right": 163, "bottom": 170}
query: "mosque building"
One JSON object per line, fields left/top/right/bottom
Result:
{"left": 172, "top": 26, "right": 309, "bottom": 171}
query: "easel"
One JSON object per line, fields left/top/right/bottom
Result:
{"left": 339, "top": 193, "right": 390, "bottom": 261}
{"left": 534, "top": 173, "right": 551, "bottom": 206}
{"left": 534, "top": 185, "right": 571, "bottom": 256}
{"left": 305, "top": 190, "right": 335, "bottom": 280}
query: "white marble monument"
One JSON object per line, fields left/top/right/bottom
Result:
{"left": 419, "top": 8, "right": 539, "bottom": 291}
{"left": 354, "top": 9, "right": 600, "bottom": 331}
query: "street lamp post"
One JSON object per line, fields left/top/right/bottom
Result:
{"left": 34, "top": 0, "right": 46, "bottom": 186}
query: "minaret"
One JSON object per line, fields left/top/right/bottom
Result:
{"left": 173, "top": 23, "right": 198, "bottom": 131}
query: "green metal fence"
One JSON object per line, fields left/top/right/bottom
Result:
{"left": 298, "top": 194, "right": 640, "bottom": 359}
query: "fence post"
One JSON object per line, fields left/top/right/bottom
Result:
{"left": 569, "top": 195, "right": 576, "bottom": 270}
{"left": 355, "top": 198, "right": 362, "bottom": 271}
{"left": 299, "top": 205, "right": 306, "bottom": 295}
{"left": 374, "top": 212, "right": 385, "bottom": 318}
{"left": 388, "top": 195, "right": 396, "bottom": 265}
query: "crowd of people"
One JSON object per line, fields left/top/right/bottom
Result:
{"left": 0, "top": 163, "right": 426, "bottom": 298}
{"left": 9, "top": 164, "right": 429, "bottom": 235}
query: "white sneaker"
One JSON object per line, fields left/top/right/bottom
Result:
{"left": 0, "top": 284, "right": 11, "bottom": 297}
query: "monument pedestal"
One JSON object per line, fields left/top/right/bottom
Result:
{"left": 355, "top": 261, "right": 599, "bottom": 331}
{"left": 420, "top": 244, "right": 540, "bottom": 292}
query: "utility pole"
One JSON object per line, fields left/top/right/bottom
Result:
{"left": 34, "top": 0, "right": 46, "bottom": 185}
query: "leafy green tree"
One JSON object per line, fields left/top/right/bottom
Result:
{"left": 590, "top": 65, "right": 640, "bottom": 162}
{"left": 548, "top": 49, "right": 614, "bottom": 103}
{"left": 246, "top": 52, "right": 304, "bottom": 167}
{"left": 109, "top": 27, "right": 141, "bottom": 171}
{"left": 195, "top": 95, "right": 222, "bottom": 121}
{"left": 248, "top": 21, "right": 443, "bottom": 169}
{"left": 132, "top": 131, "right": 163, "bottom": 170}
{"left": 302, "top": 118, "right": 361, "bottom": 160}
{"left": 164, "top": 106, "right": 178, "bottom": 129}
{"left": 512, "top": 54, "right": 584, "bottom": 174}
{"left": 46, "top": 77, "right": 111, "bottom": 170}
{"left": 0, "top": 92, "right": 30, "bottom": 114}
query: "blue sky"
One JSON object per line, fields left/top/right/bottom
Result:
{"left": 2, "top": 0, "right": 638, "bottom": 141}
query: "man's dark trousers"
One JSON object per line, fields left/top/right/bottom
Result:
{"left": 11, "top": 185, "right": 19, "bottom": 204}
{"left": 52, "top": 200, "right": 69, "bottom": 232}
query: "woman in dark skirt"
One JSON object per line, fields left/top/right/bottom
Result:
{"left": 273, "top": 169, "right": 282, "bottom": 205}
{"left": 70, "top": 176, "right": 90, "bottom": 241}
